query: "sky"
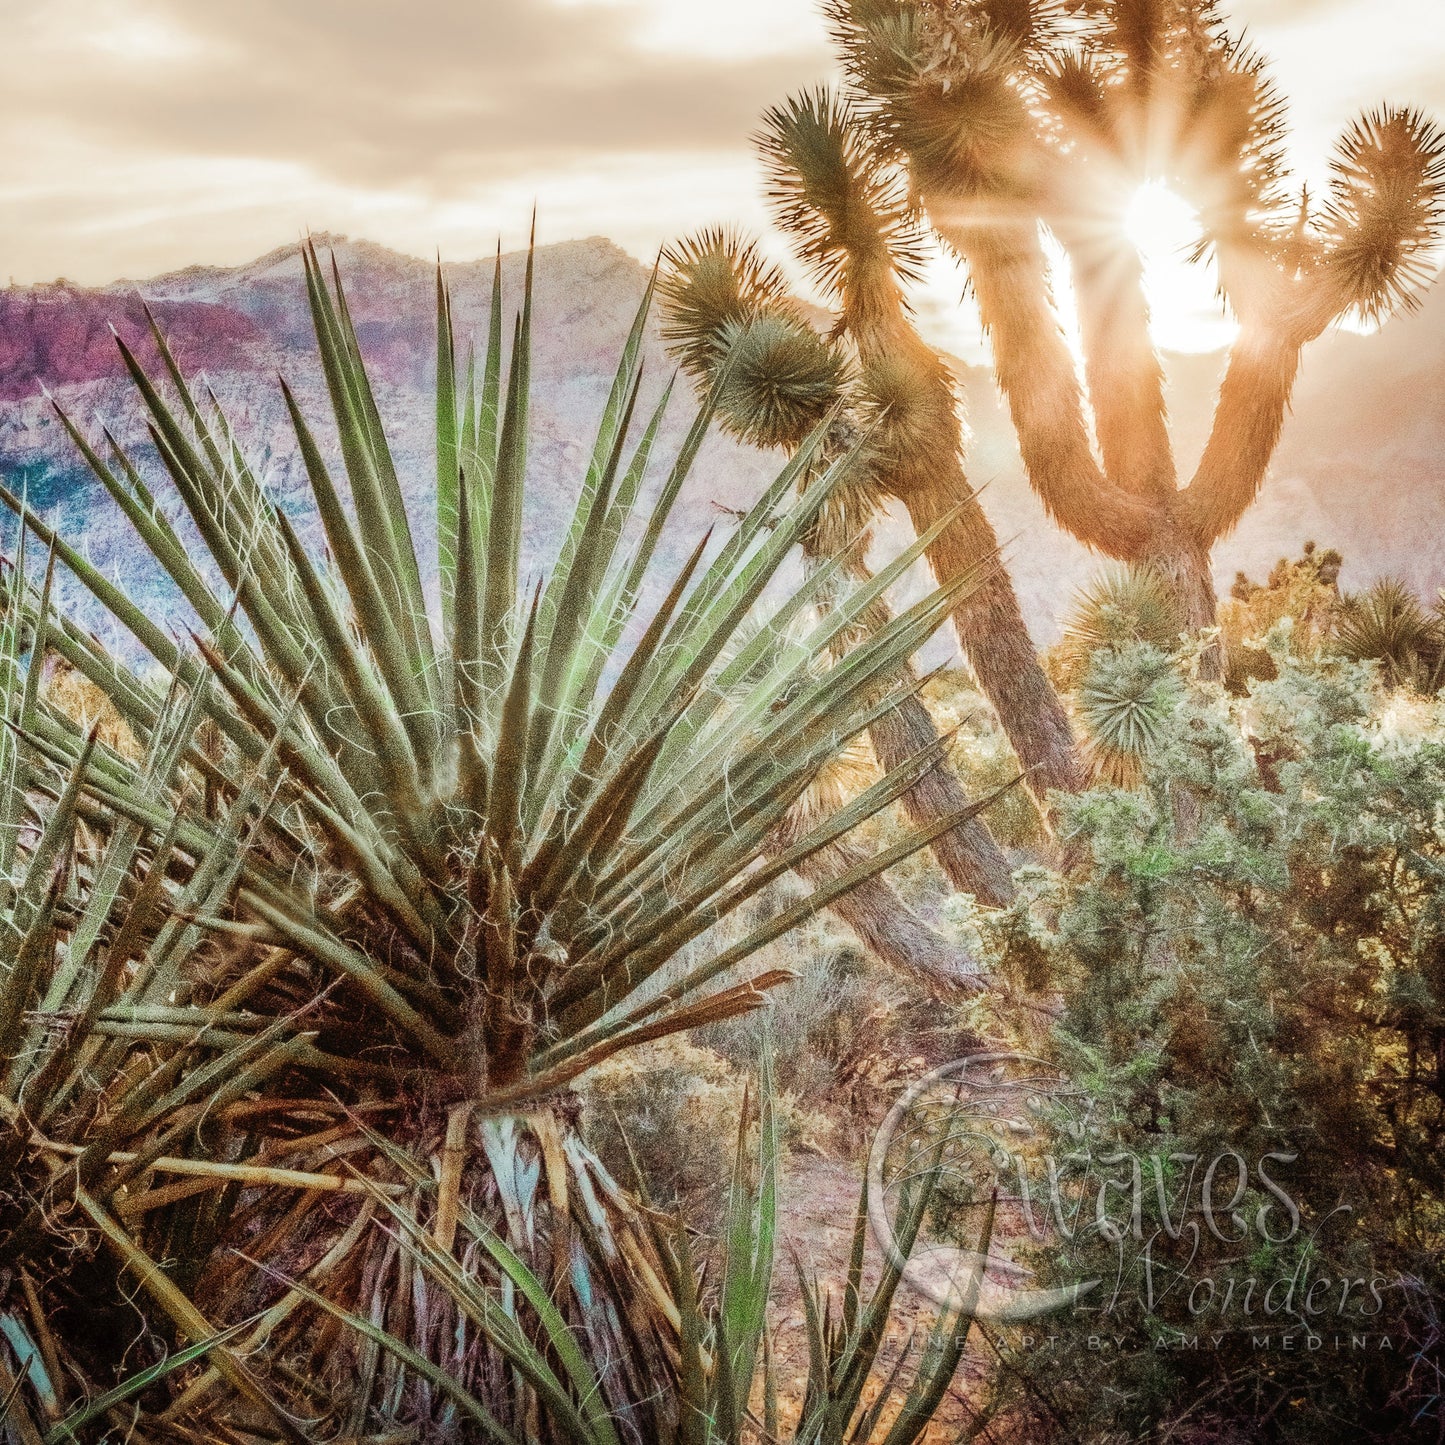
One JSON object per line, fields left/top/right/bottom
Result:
{"left": 2, "top": 0, "right": 1443, "bottom": 355}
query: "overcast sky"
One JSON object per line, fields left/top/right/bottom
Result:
{"left": 2, "top": 0, "right": 1442, "bottom": 350}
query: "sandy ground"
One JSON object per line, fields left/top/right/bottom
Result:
{"left": 766, "top": 1152, "right": 994, "bottom": 1442}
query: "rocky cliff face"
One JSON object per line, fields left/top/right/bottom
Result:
{"left": 1, "top": 234, "right": 1441, "bottom": 652}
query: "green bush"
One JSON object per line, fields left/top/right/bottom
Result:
{"left": 971, "top": 645, "right": 1445, "bottom": 1442}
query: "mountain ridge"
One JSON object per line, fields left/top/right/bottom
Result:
{"left": 0, "top": 234, "right": 1441, "bottom": 647}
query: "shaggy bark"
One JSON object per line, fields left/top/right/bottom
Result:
{"left": 869, "top": 692, "right": 1016, "bottom": 906}
{"left": 803, "top": 489, "right": 1018, "bottom": 904}
{"left": 1181, "top": 324, "right": 1307, "bottom": 545}
{"left": 936, "top": 217, "right": 1157, "bottom": 559}
{"left": 904, "top": 485, "right": 1087, "bottom": 800}
{"left": 1051, "top": 216, "right": 1176, "bottom": 501}
{"left": 793, "top": 842, "right": 987, "bottom": 993}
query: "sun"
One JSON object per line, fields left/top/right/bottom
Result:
{"left": 1122, "top": 181, "right": 1236, "bottom": 353}
{"left": 1124, "top": 180, "right": 1199, "bottom": 257}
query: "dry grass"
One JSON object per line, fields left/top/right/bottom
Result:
{"left": 42, "top": 660, "right": 140, "bottom": 758}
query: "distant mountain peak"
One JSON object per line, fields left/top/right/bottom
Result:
{"left": 0, "top": 235, "right": 1439, "bottom": 640}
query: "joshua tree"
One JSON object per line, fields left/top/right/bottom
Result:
{"left": 662, "top": 94, "right": 1086, "bottom": 845}
{"left": 823, "top": 0, "right": 1443, "bottom": 643}
{"left": 0, "top": 248, "right": 988, "bottom": 1438}
{"left": 663, "top": 230, "right": 1027, "bottom": 918}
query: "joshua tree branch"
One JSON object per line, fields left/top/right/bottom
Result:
{"left": 1187, "top": 105, "right": 1445, "bottom": 544}
{"left": 933, "top": 213, "right": 1160, "bottom": 558}
{"left": 1182, "top": 238, "right": 1343, "bottom": 547}
{"left": 1180, "top": 320, "right": 1305, "bottom": 545}
{"left": 1050, "top": 215, "right": 1176, "bottom": 501}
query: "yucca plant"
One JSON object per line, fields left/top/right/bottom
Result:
{"left": 1336, "top": 577, "right": 1445, "bottom": 692}
{"left": 286, "top": 1044, "right": 993, "bottom": 1444}
{"left": 1077, "top": 642, "right": 1186, "bottom": 788}
{"left": 1048, "top": 569, "right": 1185, "bottom": 785}
{"left": 1052, "top": 564, "right": 1183, "bottom": 692}
{"left": 0, "top": 244, "right": 1000, "bottom": 1439}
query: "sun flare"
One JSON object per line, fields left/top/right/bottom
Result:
{"left": 1124, "top": 180, "right": 1199, "bottom": 257}
{"left": 1123, "top": 181, "right": 1236, "bottom": 353}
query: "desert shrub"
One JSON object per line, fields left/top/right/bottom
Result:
{"left": 694, "top": 908, "right": 931, "bottom": 1145}
{"left": 577, "top": 1035, "right": 830, "bottom": 1225}
{"left": 1220, "top": 541, "right": 1344, "bottom": 690}
{"left": 966, "top": 648, "right": 1445, "bottom": 1442}
{"left": 1221, "top": 544, "right": 1445, "bottom": 699}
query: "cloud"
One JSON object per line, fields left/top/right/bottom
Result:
{"left": 0, "top": 0, "right": 1440, "bottom": 290}
{"left": 4, "top": 0, "right": 830, "bottom": 185}
{"left": 0, "top": 0, "right": 837, "bottom": 283}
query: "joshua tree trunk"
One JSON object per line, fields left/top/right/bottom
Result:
{"left": 804, "top": 511, "right": 1017, "bottom": 906}
{"left": 902, "top": 484, "right": 1087, "bottom": 797}
{"left": 1144, "top": 520, "right": 1221, "bottom": 668}
{"left": 828, "top": 249, "right": 1086, "bottom": 807}
{"left": 868, "top": 692, "right": 1016, "bottom": 905}
{"left": 793, "top": 841, "right": 986, "bottom": 992}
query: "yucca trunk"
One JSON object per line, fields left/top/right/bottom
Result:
{"left": 175, "top": 1104, "right": 673, "bottom": 1442}
{"left": 1144, "top": 520, "right": 1220, "bottom": 642}
{"left": 1050, "top": 217, "right": 1175, "bottom": 501}
{"left": 8, "top": 1089, "right": 674, "bottom": 1441}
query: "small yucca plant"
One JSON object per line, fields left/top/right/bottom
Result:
{"left": 1336, "top": 577, "right": 1445, "bottom": 692}
{"left": 1052, "top": 569, "right": 1186, "bottom": 787}
{"left": 0, "top": 244, "right": 994, "bottom": 1439}
{"left": 1077, "top": 643, "right": 1186, "bottom": 789}
{"left": 1053, "top": 565, "right": 1183, "bottom": 692}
